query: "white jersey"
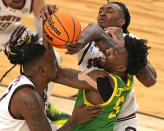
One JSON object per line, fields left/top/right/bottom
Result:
{"left": 0, "top": 0, "right": 33, "bottom": 46}
{"left": 0, "top": 75, "right": 57, "bottom": 131}
{"left": 77, "top": 33, "right": 138, "bottom": 119}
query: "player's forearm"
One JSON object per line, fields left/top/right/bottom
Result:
{"left": 136, "top": 60, "right": 157, "bottom": 87}
{"left": 57, "top": 116, "right": 77, "bottom": 131}
{"left": 33, "top": 0, "right": 45, "bottom": 19}
{"left": 33, "top": 0, "right": 45, "bottom": 35}
{"left": 34, "top": 17, "right": 43, "bottom": 36}
{"left": 54, "top": 68, "right": 94, "bottom": 90}
{"left": 80, "top": 24, "right": 115, "bottom": 48}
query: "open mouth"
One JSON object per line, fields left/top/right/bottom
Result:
{"left": 99, "top": 19, "right": 105, "bottom": 23}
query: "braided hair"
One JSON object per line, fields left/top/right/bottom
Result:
{"left": 110, "top": 1, "right": 131, "bottom": 33}
{"left": 125, "top": 35, "right": 149, "bottom": 75}
{"left": 0, "top": 34, "right": 46, "bottom": 83}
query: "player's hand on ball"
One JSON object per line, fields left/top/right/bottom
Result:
{"left": 65, "top": 40, "right": 84, "bottom": 55}
{"left": 40, "top": 4, "right": 58, "bottom": 21}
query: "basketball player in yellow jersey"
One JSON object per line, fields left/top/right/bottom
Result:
{"left": 65, "top": 1, "right": 157, "bottom": 130}
{"left": 0, "top": 0, "right": 68, "bottom": 123}
{"left": 53, "top": 24, "right": 149, "bottom": 130}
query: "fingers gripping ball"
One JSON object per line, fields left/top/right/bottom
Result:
{"left": 44, "top": 12, "right": 81, "bottom": 48}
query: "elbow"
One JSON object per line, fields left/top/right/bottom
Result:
{"left": 144, "top": 78, "right": 157, "bottom": 87}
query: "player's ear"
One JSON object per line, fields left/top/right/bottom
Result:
{"left": 118, "top": 18, "right": 126, "bottom": 27}
{"left": 39, "top": 66, "right": 47, "bottom": 76}
{"left": 117, "top": 65, "right": 127, "bottom": 73}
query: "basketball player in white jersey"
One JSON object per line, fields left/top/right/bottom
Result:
{"left": 0, "top": 0, "right": 70, "bottom": 122}
{"left": 66, "top": 1, "right": 157, "bottom": 131}
{"left": 0, "top": 29, "right": 103, "bottom": 131}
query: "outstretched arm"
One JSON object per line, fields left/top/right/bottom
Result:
{"left": 136, "top": 60, "right": 157, "bottom": 87}
{"left": 66, "top": 24, "right": 115, "bottom": 54}
{"left": 54, "top": 68, "right": 95, "bottom": 90}
{"left": 54, "top": 68, "right": 110, "bottom": 90}
{"left": 79, "top": 24, "right": 115, "bottom": 48}
{"left": 32, "top": 0, "right": 45, "bottom": 35}
{"left": 33, "top": 0, "right": 58, "bottom": 36}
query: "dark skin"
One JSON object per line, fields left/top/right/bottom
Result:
{"left": 8, "top": 6, "right": 103, "bottom": 130}
{"left": 55, "top": 35, "right": 128, "bottom": 105}
{"left": 39, "top": 4, "right": 128, "bottom": 105}
{"left": 39, "top": 2, "right": 128, "bottom": 106}
{"left": 55, "top": 41, "right": 127, "bottom": 105}
{"left": 97, "top": 3, "right": 125, "bottom": 29}
{"left": 66, "top": 2, "right": 157, "bottom": 87}
{"left": 9, "top": 47, "right": 103, "bottom": 131}
{"left": 3, "top": 0, "right": 25, "bottom": 9}
{"left": 10, "top": 49, "right": 57, "bottom": 131}
{"left": 55, "top": 68, "right": 112, "bottom": 105}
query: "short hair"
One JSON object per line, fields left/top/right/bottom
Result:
{"left": 110, "top": 2, "right": 131, "bottom": 33}
{"left": 0, "top": 34, "right": 46, "bottom": 82}
{"left": 125, "top": 35, "right": 149, "bottom": 75}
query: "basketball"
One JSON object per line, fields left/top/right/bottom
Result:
{"left": 44, "top": 11, "right": 81, "bottom": 48}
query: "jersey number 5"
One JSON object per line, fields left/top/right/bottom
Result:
{"left": 108, "top": 96, "right": 125, "bottom": 119}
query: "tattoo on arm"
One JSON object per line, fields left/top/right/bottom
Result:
{"left": 55, "top": 68, "right": 103, "bottom": 90}
{"left": 22, "top": 92, "right": 51, "bottom": 131}
{"left": 136, "top": 60, "right": 157, "bottom": 87}
{"left": 55, "top": 68, "right": 91, "bottom": 89}
{"left": 80, "top": 24, "right": 115, "bottom": 48}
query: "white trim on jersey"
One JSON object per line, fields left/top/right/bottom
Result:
{"left": 0, "top": 75, "right": 57, "bottom": 131}
{"left": 0, "top": 0, "right": 33, "bottom": 45}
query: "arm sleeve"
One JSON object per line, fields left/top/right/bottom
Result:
{"left": 97, "top": 76, "right": 113, "bottom": 102}
{"left": 34, "top": 16, "right": 43, "bottom": 37}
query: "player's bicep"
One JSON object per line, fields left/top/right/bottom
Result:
{"left": 14, "top": 88, "right": 52, "bottom": 131}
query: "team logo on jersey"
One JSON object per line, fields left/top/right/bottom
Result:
{"left": 89, "top": 45, "right": 94, "bottom": 52}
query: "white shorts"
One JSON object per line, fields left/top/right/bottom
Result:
{"left": 114, "top": 117, "right": 139, "bottom": 131}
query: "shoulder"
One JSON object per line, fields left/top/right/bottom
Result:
{"left": 87, "top": 69, "right": 109, "bottom": 80}
{"left": 11, "top": 85, "right": 43, "bottom": 113}
{"left": 14, "top": 85, "right": 42, "bottom": 105}
{"left": 9, "top": 84, "right": 44, "bottom": 119}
